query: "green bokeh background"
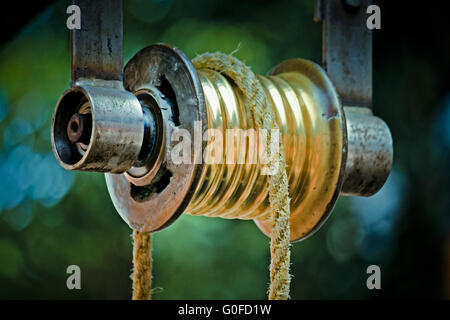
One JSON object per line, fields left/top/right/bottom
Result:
{"left": 0, "top": 0, "right": 448, "bottom": 299}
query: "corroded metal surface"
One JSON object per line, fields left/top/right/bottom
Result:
{"left": 341, "top": 107, "right": 393, "bottom": 196}
{"left": 52, "top": 80, "right": 144, "bottom": 173}
{"left": 106, "top": 44, "right": 207, "bottom": 232}
{"left": 315, "top": 0, "right": 393, "bottom": 196}
{"left": 70, "top": 0, "right": 123, "bottom": 82}
{"left": 52, "top": 0, "right": 149, "bottom": 173}
{"left": 125, "top": 89, "right": 166, "bottom": 186}
{"left": 66, "top": 112, "right": 92, "bottom": 144}
{"left": 316, "top": 0, "right": 372, "bottom": 108}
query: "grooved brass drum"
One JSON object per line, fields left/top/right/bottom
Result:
{"left": 106, "top": 44, "right": 346, "bottom": 242}
{"left": 255, "top": 60, "right": 346, "bottom": 241}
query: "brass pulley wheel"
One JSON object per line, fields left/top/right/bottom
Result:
{"left": 105, "top": 44, "right": 347, "bottom": 242}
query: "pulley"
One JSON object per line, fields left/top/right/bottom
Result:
{"left": 50, "top": 0, "right": 393, "bottom": 300}
{"left": 52, "top": 43, "right": 393, "bottom": 242}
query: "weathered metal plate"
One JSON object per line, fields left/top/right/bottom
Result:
{"left": 318, "top": 0, "right": 372, "bottom": 108}
{"left": 106, "top": 44, "right": 207, "bottom": 233}
{"left": 70, "top": 0, "right": 123, "bottom": 82}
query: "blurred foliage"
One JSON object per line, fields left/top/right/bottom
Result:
{"left": 0, "top": 0, "right": 448, "bottom": 299}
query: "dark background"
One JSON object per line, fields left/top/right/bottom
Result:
{"left": 0, "top": 0, "right": 448, "bottom": 299}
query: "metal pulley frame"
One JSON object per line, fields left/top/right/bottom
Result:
{"left": 51, "top": 0, "right": 393, "bottom": 242}
{"left": 316, "top": 0, "right": 392, "bottom": 196}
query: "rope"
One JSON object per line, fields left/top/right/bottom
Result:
{"left": 130, "top": 52, "right": 291, "bottom": 300}
{"left": 132, "top": 230, "right": 152, "bottom": 300}
{"left": 192, "top": 52, "right": 291, "bottom": 300}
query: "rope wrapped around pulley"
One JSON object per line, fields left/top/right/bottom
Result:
{"left": 131, "top": 52, "right": 292, "bottom": 300}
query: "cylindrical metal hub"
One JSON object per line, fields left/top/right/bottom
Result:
{"left": 341, "top": 107, "right": 393, "bottom": 196}
{"left": 52, "top": 81, "right": 145, "bottom": 173}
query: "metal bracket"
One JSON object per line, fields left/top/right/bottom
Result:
{"left": 70, "top": 0, "right": 123, "bottom": 83}
{"left": 315, "top": 0, "right": 372, "bottom": 108}
{"left": 315, "top": 1, "right": 393, "bottom": 197}
{"left": 52, "top": 0, "right": 147, "bottom": 173}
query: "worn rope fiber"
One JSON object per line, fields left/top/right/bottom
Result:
{"left": 131, "top": 52, "right": 291, "bottom": 300}
{"left": 193, "top": 52, "right": 291, "bottom": 300}
{"left": 132, "top": 230, "right": 152, "bottom": 300}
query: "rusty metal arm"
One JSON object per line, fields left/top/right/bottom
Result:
{"left": 52, "top": 0, "right": 149, "bottom": 174}
{"left": 315, "top": 0, "right": 372, "bottom": 108}
{"left": 315, "top": 0, "right": 393, "bottom": 196}
{"left": 71, "top": 0, "right": 123, "bottom": 83}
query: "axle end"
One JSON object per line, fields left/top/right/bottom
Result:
{"left": 51, "top": 81, "right": 145, "bottom": 173}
